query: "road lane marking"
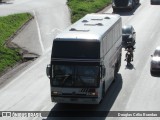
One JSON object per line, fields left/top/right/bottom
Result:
{"left": 32, "top": 10, "right": 45, "bottom": 55}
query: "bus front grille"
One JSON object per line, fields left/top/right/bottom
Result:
{"left": 81, "top": 88, "right": 89, "bottom": 92}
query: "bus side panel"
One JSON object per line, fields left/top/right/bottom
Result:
{"left": 102, "top": 18, "right": 122, "bottom": 92}
{"left": 102, "top": 30, "right": 115, "bottom": 92}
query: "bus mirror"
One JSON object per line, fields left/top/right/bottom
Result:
{"left": 46, "top": 64, "right": 51, "bottom": 78}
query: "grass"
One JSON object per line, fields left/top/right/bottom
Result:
{"left": 0, "top": 13, "right": 32, "bottom": 73}
{"left": 67, "top": 0, "right": 112, "bottom": 23}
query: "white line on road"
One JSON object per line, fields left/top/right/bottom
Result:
{"left": 32, "top": 10, "right": 45, "bottom": 55}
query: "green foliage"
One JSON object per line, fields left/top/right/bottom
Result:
{"left": 0, "top": 13, "right": 32, "bottom": 73}
{"left": 67, "top": 0, "right": 112, "bottom": 23}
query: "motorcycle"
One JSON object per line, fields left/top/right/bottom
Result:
{"left": 125, "top": 51, "right": 132, "bottom": 66}
{"left": 125, "top": 42, "right": 135, "bottom": 66}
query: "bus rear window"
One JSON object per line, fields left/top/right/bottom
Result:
{"left": 52, "top": 40, "right": 100, "bottom": 59}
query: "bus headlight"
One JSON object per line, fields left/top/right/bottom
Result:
{"left": 51, "top": 91, "right": 59, "bottom": 96}
{"left": 87, "top": 92, "right": 98, "bottom": 96}
{"left": 91, "top": 92, "right": 96, "bottom": 96}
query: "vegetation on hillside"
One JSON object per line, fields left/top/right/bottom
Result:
{"left": 67, "top": 0, "right": 112, "bottom": 23}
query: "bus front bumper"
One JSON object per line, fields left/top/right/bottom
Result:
{"left": 51, "top": 96, "right": 100, "bottom": 104}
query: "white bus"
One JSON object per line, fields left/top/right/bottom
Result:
{"left": 46, "top": 13, "right": 122, "bottom": 104}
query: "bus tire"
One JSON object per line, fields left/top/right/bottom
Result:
{"left": 113, "top": 63, "right": 118, "bottom": 82}
{"left": 102, "top": 83, "right": 105, "bottom": 98}
{"left": 117, "top": 54, "right": 121, "bottom": 72}
{"left": 100, "top": 83, "right": 105, "bottom": 104}
{"left": 113, "top": 70, "right": 116, "bottom": 82}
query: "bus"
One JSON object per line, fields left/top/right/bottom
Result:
{"left": 46, "top": 13, "right": 122, "bottom": 104}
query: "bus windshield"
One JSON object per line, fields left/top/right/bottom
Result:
{"left": 52, "top": 65, "right": 100, "bottom": 87}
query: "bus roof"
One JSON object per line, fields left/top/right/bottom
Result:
{"left": 55, "top": 13, "right": 121, "bottom": 41}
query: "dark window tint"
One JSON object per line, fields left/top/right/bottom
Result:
{"left": 52, "top": 40, "right": 100, "bottom": 59}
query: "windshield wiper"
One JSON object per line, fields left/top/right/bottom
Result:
{"left": 62, "top": 74, "right": 72, "bottom": 85}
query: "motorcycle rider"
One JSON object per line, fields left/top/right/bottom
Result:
{"left": 125, "top": 42, "right": 135, "bottom": 61}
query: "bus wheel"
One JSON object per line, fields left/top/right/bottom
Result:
{"left": 113, "top": 64, "right": 118, "bottom": 82}
{"left": 102, "top": 83, "right": 105, "bottom": 98}
{"left": 117, "top": 54, "right": 121, "bottom": 72}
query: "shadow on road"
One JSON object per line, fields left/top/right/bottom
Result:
{"left": 44, "top": 74, "right": 123, "bottom": 120}
{"left": 125, "top": 63, "right": 136, "bottom": 70}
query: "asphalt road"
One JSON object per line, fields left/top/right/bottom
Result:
{"left": 1, "top": 0, "right": 160, "bottom": 120}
